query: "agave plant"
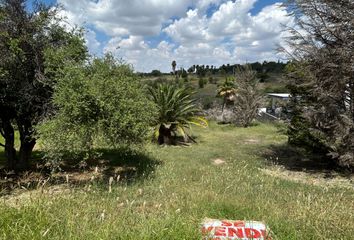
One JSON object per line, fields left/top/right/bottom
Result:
{"left": 148, "top": 83, "right": 207, "bottom": 145}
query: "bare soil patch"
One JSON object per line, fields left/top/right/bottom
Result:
{"left": 212, "top": 158, "right": 226, "bottom": 165}
{"left": 245, "top": 139, "right": 261, "bottom": 144}
{"left": 260, "top": 165, "right": 354, "bottom": 189}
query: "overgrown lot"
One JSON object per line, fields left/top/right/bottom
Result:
{"left": 0, "top": 122, "right": 353, "bottom": 239}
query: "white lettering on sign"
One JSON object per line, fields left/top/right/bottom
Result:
{"left": 201, "top": 218, "right": 272, "bottom": 240}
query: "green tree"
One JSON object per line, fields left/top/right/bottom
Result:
{"left": 38, "top": 55, "right": 156, "bottom": 165}
{"left": 0, "top": 0, "right": 87, "bottom": 170}
{"left": 148, "top": 83, "right": 207, "bottom": 145}
{"left": 150, "top": 69, "right": 162, "bottom": 77}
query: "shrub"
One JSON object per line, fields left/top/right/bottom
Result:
{"left": 37, "top": 55, "right": 156, "bottom": 166}
{"left": 148, "top": 83, "right": 207, "bottom": 144}
{"left": 198, "top": 77, "right": 205, "bottom": 88}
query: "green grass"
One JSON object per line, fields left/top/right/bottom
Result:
{"left": 0, "top": 122, "right": 353, "bottom": 239}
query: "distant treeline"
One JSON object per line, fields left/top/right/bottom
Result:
{"left": 142, "top": 61, "right": 287, "bottom": 81}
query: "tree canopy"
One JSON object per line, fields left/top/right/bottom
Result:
{"left": 0, "top": 0, "right": 87, "bottom": 170}
{"left": 38, "top": 55, "right": 156, "bottom": 165}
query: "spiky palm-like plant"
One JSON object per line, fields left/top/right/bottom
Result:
{"left": 148, "top": 84, "right": 207, "bottom": 145}
{"left": 217, "top": 77, "right": 237, "bottom": 112}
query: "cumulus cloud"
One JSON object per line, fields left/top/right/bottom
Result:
{"left": 164, "top": 9, "right": 217, "bottom": 45}
{"left": 58, "top": 0, "right": 195, "bottom": 37}
{"left": 84, "top": 30, "right": 101, "bottom": 55}
{"left": 56, "top": 0, "right": 293, "bottom": 72}
{"left": 161, "top": 1, "right": 292, "bottom": 70}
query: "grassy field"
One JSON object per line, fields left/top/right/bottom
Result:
{"left": 0, "top": 122, "right": 353, "bottom": 239}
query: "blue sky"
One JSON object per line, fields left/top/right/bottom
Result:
{"left": 29, "top": 0, "right": 291, "bottom": 72}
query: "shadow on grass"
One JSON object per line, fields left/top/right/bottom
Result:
{"left": 0, "top": 147, "right": 161, "bottom": 196}
{"left": 262, "top": 144, "right": 351, "bottom": 176}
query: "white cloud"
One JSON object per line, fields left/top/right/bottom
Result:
{"left": 85, "top": 30, "right": 101, "bottom": 55}
{"left": 58, "top": 0, "right": 194, "bottom": 37}
{"left": 104, "top": 38, "right": 175, "bottom": 72}
{"left": 56, "top": 0, "right": 293, "bottom": 72}
{"left": 164, "top": 9, "right": 217, "bottom": 45}
{"left": 208, "top": 0, "right": 256, "bottom": 36}
{"left": 159, "top": 1, "right": 292, "bottom": 71}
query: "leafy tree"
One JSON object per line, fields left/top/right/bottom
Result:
{"left": 283, "top": 0, "right": 354, "bottom": 167}
{"left": 232, "top": 65, "right": 263, "bottom": 127}
{"left": 150, "top": 69, "right": 162, "bottom": 77}
{"left": 38, "top": 55, "right": 156, "bottom": 165}
{"left": 187, "top": 65, "right": 195, "bottom": 74}
{"left": 0, "top": 0, "right": 87, "bottom": 170}
{"left": 148, "top": 84, "right": 207, "bottom": 145}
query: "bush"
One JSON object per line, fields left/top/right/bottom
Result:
{"left": 146, "top": 77, "right": 169, "bottom": 88}
{"left": 148, "top": 83, "right": 207, "bottom": 144}
{"left": 208, "top": 76, "right": 217, "bottom": 84}
{"left": 198, "top": 78, "right": 205, "bottom": 88}
{"left": 37, "top": 55, "right": 156, "bottom": 166}
{"left": 150, "top": 69, "right": 162, "bottom": 77}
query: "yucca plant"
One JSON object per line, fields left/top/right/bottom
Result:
{"left": 148, "top": 83, "right": 207, "bottom": 145}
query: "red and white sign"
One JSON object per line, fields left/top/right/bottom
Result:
{"left": 201, "top": 218, "right": 272, "bottom": 240}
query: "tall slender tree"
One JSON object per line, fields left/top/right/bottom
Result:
{"left": 171, "top": 60, "right": 176, "bottom": 75}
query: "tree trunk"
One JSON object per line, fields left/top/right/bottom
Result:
{"left": 17, "top": 139, "right": 36, "bottom": 170}
{"left": 16, "top": 120, "right": 36, "bottom": 170}
{"left": 221, "top": 96, "right": 226, "bottom": 113}
{"left": 350, "top": 80, "right": 354, "bottom": 121}
{"left": 158, "top": 125, "right": 172, "bottom": 145}
{"left": 2, "top": 120, "right": 17, "bottom": 170}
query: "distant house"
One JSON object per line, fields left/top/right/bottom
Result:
{"left": 259, "top": 93, "right": 291, "bottom": 120}
{"left": 268, "top": 93, "right": 290, "bottom": 110}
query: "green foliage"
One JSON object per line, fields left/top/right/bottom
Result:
{"left": 145, "top": 77, "right": 169, "bottom": 89}
{"left": 150, "top": 69, "right": 162, "bottom": 77}
{"left": 286, "top": 62, "right": 331, "bottom": 155}
{"left": 198, "top": 77, "right": 205, "bottom": 88}
{"left": 43, "top": 26, "right": 88, "bottom": 84}
{"left": 208, "top": 76, "right": 217, "bottom": 84}
{"left": 217, "top": 77, "right": 237, "bottom": 111}
{"left": 148, "top": 83, "right": 207, "bottom": 144}
{"left": 216, "top": 77, "right": 236, "bottom": 97}
{"left": 257, "top": 72, "right": 270, "bottom": 82}
{"left": 0, "top": 0, "right": 88, "bottom": 170}
{"left": 38, "top": 55, "right": 156, "bottom": 165}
